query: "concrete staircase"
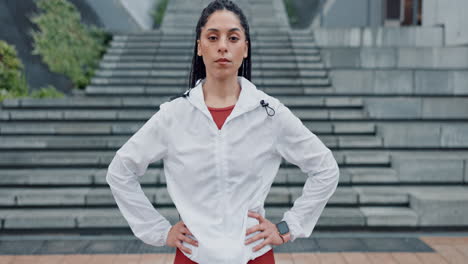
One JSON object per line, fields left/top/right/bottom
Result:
{"left": 0, "top": 0, "right": 467, "bottom": 233}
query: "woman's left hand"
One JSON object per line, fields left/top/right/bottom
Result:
{"left": 244, "top": 211, "right": 284, "bottom": 252}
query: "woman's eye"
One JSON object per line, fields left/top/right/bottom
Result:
{"left": 207, "top": 36, "right": 239, "bottom": 41}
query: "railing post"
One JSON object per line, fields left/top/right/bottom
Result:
{"left": 412, "top": 0, "right": 419, "bottom": 25}
{"left": 320, "top": 0, "right": 325, "bottom": 27}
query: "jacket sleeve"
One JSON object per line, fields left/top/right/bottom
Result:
{"left": 106, "top": 102, "right": 172, "bottom": 247}
{"left": 274, "top": 102, "right": 340, "bottom": 242}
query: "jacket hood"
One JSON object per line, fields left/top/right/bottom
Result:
{"left": 185, "top": 76, "right": 266, "bottom": 123}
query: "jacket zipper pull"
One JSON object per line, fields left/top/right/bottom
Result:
{"left": 260, "top": 100, "right": 275, "bottom": 116}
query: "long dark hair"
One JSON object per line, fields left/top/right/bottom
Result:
{"left": 188, "top": 0, "right": 252, "bottom": 88}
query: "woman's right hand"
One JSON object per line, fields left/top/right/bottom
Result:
{"left": 166, "top": 221, "right": 198, "bottom": 254}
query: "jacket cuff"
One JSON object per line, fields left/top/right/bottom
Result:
{"left": 282, "top": 212, "right": 303, "bottom": 243}
{"left": 162, "top": 224, "right": 173, "bottom": 246}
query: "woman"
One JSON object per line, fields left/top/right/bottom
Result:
{"left": 106, "top": 1, "right": 340, "bottom": 264}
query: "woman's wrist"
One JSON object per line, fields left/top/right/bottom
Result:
{"left": 281, "top": 233, "right": 291, "bottom": 244}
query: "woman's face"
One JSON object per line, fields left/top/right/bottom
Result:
{"left": 197, "top": 10, "right": 248, "bottom": 80}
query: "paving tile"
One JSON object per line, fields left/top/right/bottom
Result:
{"left": 317, "top": 252, "right": 347, "bottom": 263}
{"left": 61, "top": 254, "right": 93, "bottom": 264}
{"left": 454, "top": 244, "right": 468, "bottom": 257}
{"left": 420, "top": 236, "right": 468, "bottom": 245}
{"left": 391, "top": 252, "right": 424, "bottom": 264}
{"left": 112, "top": 254, "right": 141, "bottom": 264}
{"left": 290, "top": 253, "right": 320, "bottom": 264}
{"left": 414, "top": 252, "right": 449, "bottom": 264}
{"left": 9, "top": 255, "right": 39, "bottom": 264}
{"left": 365, "top": 253, "right": 398, "bottom": 264}
{"left": 0, "top": 255, "right": 15, "bottom": 264}
{"left": 86, "top": 254, "right": 116, "bottom": 264}
{"left": 36, "top": 255, "right": 66, "bottom": 264}
{"left": 430, "top": 244, "right": 467, "bottom": 264}
{"left": 340, "top": 252, "right": 372, "bottom": 264}
{"left": 274, "top": 253, "right": 294, "bottom": 264}
{"left": 139, "top": 254, "right": 170, "bottom": 264}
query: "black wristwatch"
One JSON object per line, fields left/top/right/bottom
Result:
{"left": 276, "top": 221, "right": 290, "bottom": 243}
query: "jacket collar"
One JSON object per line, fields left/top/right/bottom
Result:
{"left": 186, "top": 76, "right": 263, "bottom": 124}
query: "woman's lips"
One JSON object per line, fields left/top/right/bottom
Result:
{"left": 216, "top": 58, "right": 231, "bottom": 65}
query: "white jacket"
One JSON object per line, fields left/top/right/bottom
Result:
{"left": 106, "top": 76, "right": 340, "bottom": 264}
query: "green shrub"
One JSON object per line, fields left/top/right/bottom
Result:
{"left": 30, "top": 85, "right": 64, "bottom": 98}
{"left": 30, "top": 0, "right": 110, "bottom": 89}
{"left": 0, "top": 40, "right": 64, "bottom": 102}
{"left": 283, "top": 0, "right": 299, "bottom": 26}
{"left": 152, "top": 0, "right": 169, "bottom": 28}
{"left": 0, "top": 41, "right": 29, "bottom": 97}
{"left": 0, "top": 41, "right": 28, "bottom": 102}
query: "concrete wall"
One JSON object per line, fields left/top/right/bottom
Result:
{"left": 313, "top": 27, "right": 444, "bottom": 47}
{"left": 83, "top": 0, "right": 157, "bottom": 33}
{"left": 119, "top": 0, "right": 157, "bottom": 30}
{"left": 320, "top": 47, "right": 468, "bottom": 69}
{"left": 312, "top": 0, "right": 384, "bottom": 27}
{"left": 422, "top": 0, "right": 468, "bottom": 46}
{"left": 312, "top": 0, "right": 468, "bottom": 46}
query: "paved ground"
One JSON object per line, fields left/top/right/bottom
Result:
{"left": 1, "top": 233, "right": 467, "bottom": 263}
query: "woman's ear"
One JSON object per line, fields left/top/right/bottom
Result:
{"left": 197, "top": 39, "right": 202, "bottom": 56}
{"left": 244, "top": 40, "right": 248, "bottom": 58}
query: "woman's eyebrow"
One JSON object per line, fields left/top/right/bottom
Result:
{"left": 206, "top": 28, "right": 242, "bottom": 33}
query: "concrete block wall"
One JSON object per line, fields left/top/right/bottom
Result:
{"left": 423, "top": 0, "right": 468, "bottom": 46}
{"left": 320, "top": 47, "right": 468, "bottom": 69}
{"left": 313, "top": 27, "right": 444, "bottom": 47}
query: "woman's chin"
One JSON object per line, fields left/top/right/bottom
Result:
{"left": 209, "top": 69, "right": 239, "bottom": 80}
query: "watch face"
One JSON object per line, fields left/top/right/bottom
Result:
{"left": 277, "top": 221, "right": 289, "bottom": 235}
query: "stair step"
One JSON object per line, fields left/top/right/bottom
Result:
{"left": 0, "top": 168, "right": 417, "bottom": 186}
{"left": 98, "top": 61, "right": 326, "bottom": 70}
{"left": 89, "top": 77, "right": 330, "bottom": 87}
{"left": 0, "top": 134, "right": 382, "bottom": 150}
{"left": 0, "top": 186, "right": 419, "bottom": 207}
{"left": 0, "top": 151, "right": 393, "bottom": 168}
{"left": 1, "top": 109, "right": 365, "bottom": 121}
{"left": 286, "top": 167, "right": 398, "bottom": 184}
{"left": 113, "top": 35, "right": 311, "bottom": 43}
{"left": 1, "top": 96, "right": 359, "bottom": 110}
{"left": 344, "top": 153, "right": 391, "bottom": 166}
{"left": 0, "top": 206, "right": 421, "bottom": 229}
{"left": 105, "top": 48, "right": 320, "bottom": 56}
{"left": 94, "top": 69, "right": 327, "bottom": 78}
{"left": 360, "top": 207, "right": 418, "bottom": 226}
{"left": 0, "top": 186, "right": 290, "bottom": 206}
{"left": 0, "top": 121, "right": 376, "bottom": 136}
{"left": 83, "top": 86, "right": 335, "bottom": 96}
{"left": 0, "top": 168, "right": 159, "bottom": 186}
{"left": 109, "top": 42, "right": 317, "bottom": 49}
{"left": 101, "top": 55, "right": 323, "bottom": 63}
{"left": 1, "top": 164, "right": 463, "bottom": 187}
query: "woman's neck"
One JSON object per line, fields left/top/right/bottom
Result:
{"left": 202, "top": 75, "right": 241, "bottom": 108}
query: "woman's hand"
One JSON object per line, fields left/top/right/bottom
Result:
{"left": 244, "top": 211, "right": 284, "bottom": 252}
{"left": 166, "top": 221, "right": 198, "bottom": 254}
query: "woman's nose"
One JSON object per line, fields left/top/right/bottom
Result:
{"left": 217, "top": 37, "right": 228, "bottom": 52}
